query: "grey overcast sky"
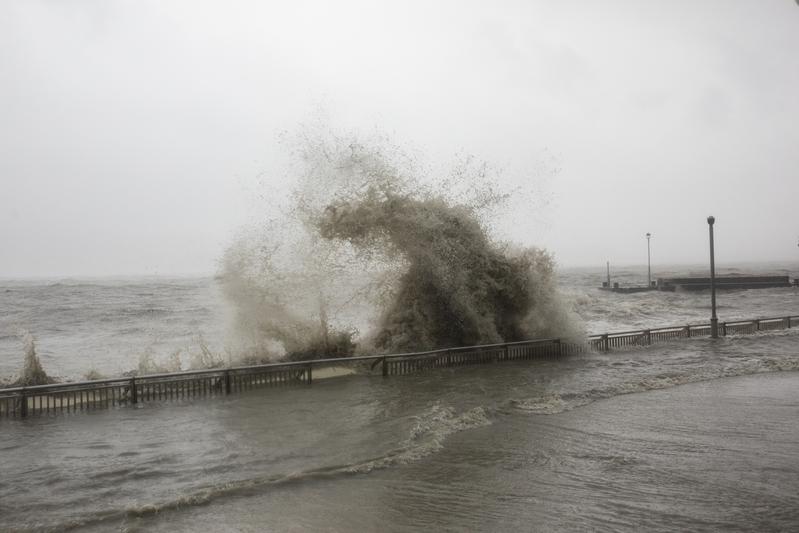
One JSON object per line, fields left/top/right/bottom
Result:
{"left": 1, "top": 0, "right": 798, "bottom": 277}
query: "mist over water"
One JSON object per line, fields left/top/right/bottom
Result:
{"left": 219, "top": 128, "right": 580, "bottom": 360}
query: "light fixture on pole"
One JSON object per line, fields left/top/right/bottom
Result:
{"left": 646, "top": 232, "right": 652, "bottom": 288}
{"left": 707, "top": 216, "right": 718, "bottom": 338}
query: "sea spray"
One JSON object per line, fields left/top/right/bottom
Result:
{"left": 219, "top": 226, "right": 362, "bottom": 362}
{"left": 132, "top": 336, "right": 227, "bottom": 376}
{"left": 220, "top": 126, "right": 582, "bottom": 360}
{"left": 135, "top": 347, "right": 183, "bottom": 376}
{"left": 14, "top": 330, "right": 53, "bottom": 386}
{"left": 190, "top": 336, "right": 226, "bottom": 369}
{"left": 318, "top": 186, "right": 580, "bottom": 351}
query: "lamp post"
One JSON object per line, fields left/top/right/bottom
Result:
{"left": 707, "top": 216, "right": 718, "bottom": 338}
{"left": 646, "top": 232, "right": 652, "bottom": 288}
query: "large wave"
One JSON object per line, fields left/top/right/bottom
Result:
{"left": 219, "top": 126, "right": 581, "bottom": 361}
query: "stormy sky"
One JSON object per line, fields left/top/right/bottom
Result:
{"left": 1, "top": 0, "right": 798, "bottom": 277}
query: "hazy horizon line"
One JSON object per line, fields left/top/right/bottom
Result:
{"left": 1, "top": 258, "right": 797, "bottom": 281}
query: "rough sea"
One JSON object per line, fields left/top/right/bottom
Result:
{"left": 1, "top": 261, "right": 797, "bottom": 532}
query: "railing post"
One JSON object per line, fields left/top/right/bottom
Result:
{"left": 504, "top": 344, "right": 509, "bottom": 361}
{"left": 787, "top": 317, "right": 792, "bottom": 329}
{"left": 130, "top": 377, "right": 138, "bottom": 404}
{"left": 224, "top": 370, "right": 231, "bottom": 395}
{"left": 685, "top": 326, "right": 691, "bottom": 338}
{"left": 644, "top": 329, "right": 651, "bottom": 345}
{"left": 722, "top": 322, "right": 727, "bottom": 336}
{"left": 19, "top": 389, "right": 28, "bottom": 418}
{"left": 381, "top": 357, "right": 388, "bottom": 377}
{"left": 306, "top": 365, "right": 313, "bottom": 385}
{"left": 602, "top": 334, "right": 609, "bottom": 352}
{"left": 755, "top": 319, "right": 760, "bottom": 331}
{"left": 554, "top": 339, "right": 562, "bottom": 357}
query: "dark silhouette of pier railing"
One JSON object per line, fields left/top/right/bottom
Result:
{"left": 1, "top": 315, "right": 796, "bottom": 419}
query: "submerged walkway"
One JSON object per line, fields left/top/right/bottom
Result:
{"left": 1, "top": 315, "right": 796, "bottom": 419}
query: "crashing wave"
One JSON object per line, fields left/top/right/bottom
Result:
{"left": 219, "top": 126, "right": 581, "bottom": 361}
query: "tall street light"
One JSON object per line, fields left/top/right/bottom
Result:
{"left": 646, "top": 232, "right": 652, "bottom": 288}
{"left": 708, "top": 216, "right": 718, "bottom": 338}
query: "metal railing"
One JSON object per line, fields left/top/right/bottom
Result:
{"left": 1, "top": 315, "right": 796, "bottom": 419}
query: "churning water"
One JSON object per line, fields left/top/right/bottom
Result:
{"left": 1, "top": 131, "right": 797, "bottom": 531}
{"left": 1, "top": 263, "right": 798, "bottom": 532}
{"left": 1, "top": 263, "right": 796, "bottom": 382}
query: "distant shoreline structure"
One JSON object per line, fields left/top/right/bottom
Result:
{"left": 601, "top": 275, "right": 797, "bottom": 293}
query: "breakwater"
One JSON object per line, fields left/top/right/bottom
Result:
{"left": 601, "top": 275, "right": 794, "bottom": 293}
{"left": 657, "top": 275, "right": 793, "bottom": 291}
{"left": 1, "top": 315, "right": 796, "bottom": 419}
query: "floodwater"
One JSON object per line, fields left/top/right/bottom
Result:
{"left": 1, "top": 262, "right": 798, "bottom": 531}
{"left": 2, "top": 331, "right": 799, "bottom": 531}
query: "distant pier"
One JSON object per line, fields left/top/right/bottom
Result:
{"left": 601, "top": 275, "right": 794, "bottom": 293}
{"left": 657, "top": 275, "right": 792, "bottom": 291}
{"left": 599, "top": 282, "right": 656, "bottom": 294}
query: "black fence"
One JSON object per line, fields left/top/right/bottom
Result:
{"left": 1, "top": 315, "right": 795, "bottom": 419}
